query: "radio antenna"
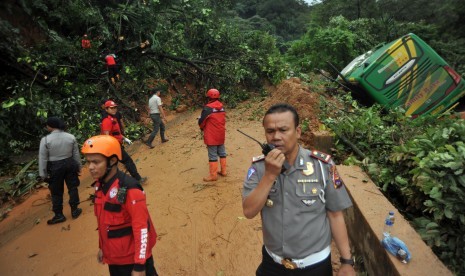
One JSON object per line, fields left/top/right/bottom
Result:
{"left": 236, "top": 129, "right": 263, "bottom": 147}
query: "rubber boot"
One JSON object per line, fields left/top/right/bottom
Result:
{"left": 203, "top": 161, "right": 218, "bottom": 182}
{"left": 218, "top": 157, "right": 227, "bottom": 176}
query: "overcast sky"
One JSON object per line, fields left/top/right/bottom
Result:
{"left": 302, "top": 0, "right": 321, "bottom": 5}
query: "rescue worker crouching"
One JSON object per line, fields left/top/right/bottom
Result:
{"left": 81, "top": 135, "right": 158, "bottom": 276}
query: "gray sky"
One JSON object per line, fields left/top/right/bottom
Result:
{"left": 303, "top": 0, "right": 321, "bottom": 5}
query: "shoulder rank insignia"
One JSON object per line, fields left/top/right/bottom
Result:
{"left": 310, "top": 150, "right": 331, "bottom": 163}
{"left": 252, "top": 154, "right": 265, "bottom": 163}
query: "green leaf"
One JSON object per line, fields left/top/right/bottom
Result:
{"left": 444, "top": 208, "right": 454, "bottom": 219}
{"left": 2, "top": 101, "right": 15, "bottom": 109}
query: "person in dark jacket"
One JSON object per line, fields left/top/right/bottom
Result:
{"left": 198, "top": 88, "right": 226, "bottom": 181}
{"left": 39, "top": 117, "right": 82, "bottom": 224}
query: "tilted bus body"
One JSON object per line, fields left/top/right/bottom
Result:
{"left": 339, "top": 33, "right": 465, "bottom": 118}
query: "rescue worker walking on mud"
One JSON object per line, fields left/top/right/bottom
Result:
{"left": 81, "top": 135, "right": 158, "bottom": 276}
{"left": 242, "top": 103, "right": 355, "bottom": 276}
{"left": 198, "top": 88, "right": 226, "bottom": 182}
{"left": 101, "top": 100, "right": 147, "bottom": 184}
{"left": 38, "top": 117, "right": 82, "bottom": 224}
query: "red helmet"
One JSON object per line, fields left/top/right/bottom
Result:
{"left": 206, "top": 88, "right": 220, "bottom": 99}
{"left": 104, "top": 100, "right": 118, "bottom": 108}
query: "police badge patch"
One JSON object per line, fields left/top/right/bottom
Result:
{"left": 302, "top": 162, "right": 314, "bottom": 176}
{"left": 247, "top": 167, "right": 256, "bottom": 180}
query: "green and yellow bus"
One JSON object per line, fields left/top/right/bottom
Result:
{"left": 339, "top": 33, "right": 465, "bottom": 118}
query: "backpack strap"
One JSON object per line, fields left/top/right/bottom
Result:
{"left": 115, "top": 171, "right": 143, "bottom": 203}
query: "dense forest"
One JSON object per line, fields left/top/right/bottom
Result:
{"left": 1, "top": 0, "right": 465, "bottom": 273}
{"left": 1, "top": 0, "right": 464, "bottom": 160}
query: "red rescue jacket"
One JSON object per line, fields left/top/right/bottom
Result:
{"left": 101, "top": 114, "right": 123, "bottom": 144}
{"left": 94, "top": 171, "right": 157, "bottom": 266}
{"left": 105, "top": 54, "right": 116, "bottom": 66}
{"left": 82, "top": 39, "right": 91, "bottom": 49}
{"left": 198, "top": 100, "right": 226, "bottom": 145}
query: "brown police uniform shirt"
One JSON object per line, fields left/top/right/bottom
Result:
{"left": 242, "top": 146, "right": 352, "bottom": 259}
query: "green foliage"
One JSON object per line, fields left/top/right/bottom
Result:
{"left": 321, "top": 92, "right": 465, "bottom": 274}
{"left": 234, "top": 0, "right": 312, "bottom": 41}
{"left": 0, "top": 159, "right": 40, "bottom": 206}
{"left": 285, "top": 16, "right": 380, "bottom": 74}
{"left": 0, "top": 0, "right": 287, "bottom": 162}
{"left": 123, "top": 122, "right": 147, "bottom": 140}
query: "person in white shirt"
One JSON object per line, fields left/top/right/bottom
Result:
{"left": 145, "top": 88, "right": 169, "bottom": 148}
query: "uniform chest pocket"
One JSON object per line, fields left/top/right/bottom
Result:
{"left": 295, "top": 181, "right": 321, "bottom": 197}
{"left": 103, "top": 202, "right": 126, "bottom": 226}
{"left": 295, "top": 182, "right": 324, "bottom": 212}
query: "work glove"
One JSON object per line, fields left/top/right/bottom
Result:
{"left": 123, "top": 137, "right": 133, "bottom": 145}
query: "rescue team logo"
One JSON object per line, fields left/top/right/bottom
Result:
{"left": 109, "top": 187, "right": 118, "bottom": 198}
{"left": 139, "top": 228, "right": 148, "bottom": 259}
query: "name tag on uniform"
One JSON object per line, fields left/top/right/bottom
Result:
{"left": 297, "top": 179, "right": 318, "bottom": 183}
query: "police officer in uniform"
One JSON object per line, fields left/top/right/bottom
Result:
{"left": 81, "top": 135, "right": 158, "bottom": 276}
{"left": 39, "top": 117, "right": 82, "bottom": 224}
{"left": 242, "top": 104, "right": 356, "bottom": 276}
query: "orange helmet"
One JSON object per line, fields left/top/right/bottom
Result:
{"left": 206, "top": 88, "right": 220, "bottom": 99}
{"left": 81, "top": 135, "right": 122, "bottom": 160}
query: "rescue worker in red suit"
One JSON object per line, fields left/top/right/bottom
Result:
{"left": 81, "top": 34, "right": 91, "bottom": 49}
{"left": 101, "top": 100, "right": 146, "bottom": 184}
{"left": 198, "top": 88, "right": 226, "bottom": 181}
{"left": 105, "top": 53, "right": 120, "bottom": 84}
{"left": 81, "top": 135, "right": 158, "bottom": 276}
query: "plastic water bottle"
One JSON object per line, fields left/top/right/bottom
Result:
{"left": 382, "top": 211, "right": 395, "bottom": 238}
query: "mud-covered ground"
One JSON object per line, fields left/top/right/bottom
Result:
{"left": 0, "top": 78, "right": 346, "bottom": 275}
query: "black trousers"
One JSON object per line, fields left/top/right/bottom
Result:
{"left": 121, "top": 146, "right": 141, "bottom": 181}
{"left": 47, "top": 157, "right": 80, "bottom": 214}
{"left": 108, "top": 256, "right": 158, "bottom": 276}
{"left": 256, "top": 245, "right": 332, "bottom": 276}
